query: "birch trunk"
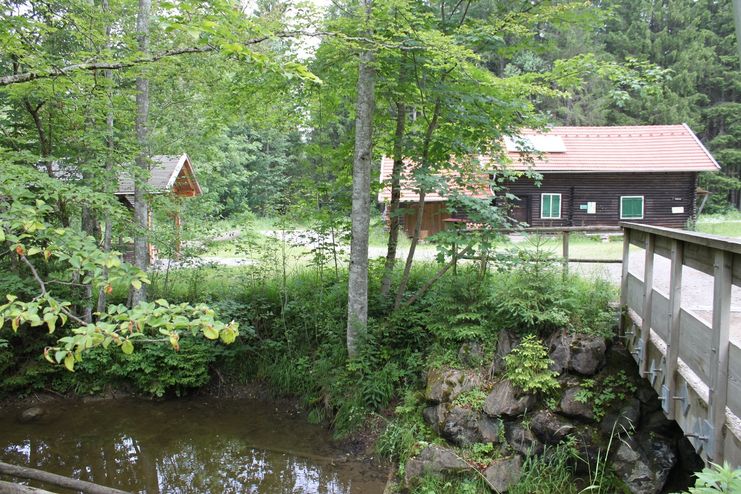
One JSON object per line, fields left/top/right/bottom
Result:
{"left": 131, "top": 0, "right": 151, "bottom": 306}
{"left": 346, "top": 0, "right": 376, "bottom": 358}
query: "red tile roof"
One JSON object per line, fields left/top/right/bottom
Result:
{"left": 378, "top": 124, "right": 718, "bottom": 202}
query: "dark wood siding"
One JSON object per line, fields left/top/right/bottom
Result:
{"left": 503, "top": 172, "right": 697, "bottom": 229}
{"left": 401, "top": 202, "right": 450, "bottom": 239}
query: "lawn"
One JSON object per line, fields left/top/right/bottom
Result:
{"left": 695, "top": 212, "right": 741, "bottom": 238}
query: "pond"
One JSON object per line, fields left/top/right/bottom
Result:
{"left": 0, "top": 398, "right": 388, "bottom": 493}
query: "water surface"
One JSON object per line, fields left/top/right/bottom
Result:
{"left": 0, "top": 398, "right": 387, "bottom": 493}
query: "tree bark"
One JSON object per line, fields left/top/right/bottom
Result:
{"left": 380, "top": 100, "right": 405, "bottom": 299}
{"left": 131, "top": 0, "right": 151, "bottom": 306}
{"left": 393, "top": 98, "right": 441, "bottom": 309}
{"left": 346, "top": 0, "right": 376, "bottom": 358}
{"left": 0, "top": 462, "right": 128, "bottom": 494}
{"left": 97, "top": 0, "right": 115, "bottom": 315}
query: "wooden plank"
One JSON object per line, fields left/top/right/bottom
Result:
{"left": 562, "top": 231, "right": 570, "bottom": 277}
{"left": 641, "top": 233, "right": 656, "bottom": 376}
{"left": 620, "top": 221, "right": 741, "bottom": 255}
{"left": 630, "top": 229, "right": 647, "bottom": 248}
{"left": 650, "top": 288, "right": 670, "bottom": 341}
{"left": 678, "top": 309, "right": 713, "bottom": 383}
{"left": 627, "top": 273, "right": 643, "bottom": 318}
{"left": 666, "top": 239, "right": 684, "bottom": 419}
{"left": 726, "top": 343, "right": 741, "bottom": 426}
{"left": 620, "top": 230, "right": 631, "bottom": 335}
{"left": 709, "top": 249, "right": 733, "bottom": 463}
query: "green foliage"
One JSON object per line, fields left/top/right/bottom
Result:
{"left": 510, "top": 444, "right": 578, "bottom": 494}
{"left": 452, "top": 389, "right": 487, "bottom": 411}
{"left": 686, "top": 462, "right": 741, "bottom": 493}
{"left": 575, "top": 371, "right": 637, "bottom": 420}
{"left": 504, "top": 334, "right": 560, "bottom": 395}
{"left": 490, "top": 242, "right": 616, "bottom": 337}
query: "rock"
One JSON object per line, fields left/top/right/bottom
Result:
{"left": 18, "top": 406, "right": 45, "bottom": 423}
{"left": 530, "top": 410, "right": 575, "bottom": 444}
{"left": 547, "top": 330, "right": 607, "bottom": 376}
{"left": 640, "top": 409, "right": 676, "bottom": 437}
{"left": 484, "top": 455, "right": 522, "bottom": 493}
{"left": 600, "top": 398, "right": 640, "bottom": 435}
{"left": 637, "top": 433, "right": 677, "bottom": 491}
{"left": 492, "top": 330, "right": 520, "bottom": 374}
{"left": 458, "top": 341, "right": 485, "bottom": 367}
{"left": 635, "top": 386, "right": 661, "bottom": 414}
{"left": 478, "top": 416, "right": 503, "bottom": 444}
{"left": 423, "top": 404, "right": 447, "bottom": 434}
{"left": 425, "top": 369, "right": 481, "bottom": 404}
{"left": 505, "top": 422, "right": 543, "bottom": 456}
{"left": 404, "top": 444, "right": 469, "bottom": 488}
{"left": 483, "top": 380, "right": 536, "bottom": 417}
{"left": 569, "top": 425, "right": 604, "bottom": 474}
{"left": 559, "top": 387, "right": 595, "bottom": 421}
{"left": 441, "top": 406, "right": 482, "bottom": 447}
{"left": 612, "top": 436, "right": 676, "bottom": 494}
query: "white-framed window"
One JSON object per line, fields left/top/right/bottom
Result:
{"left": 540, "top": 193, "right": 562, "bottom": 219}
{"left": 620, "top": 196, "right": 644, "bottom": 220}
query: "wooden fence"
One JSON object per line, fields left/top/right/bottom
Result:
{"left": 619, "top": 222, "right": 741, "bottom": 466}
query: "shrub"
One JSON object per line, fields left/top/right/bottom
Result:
{"left": 504, "top": 334, "right": 559, "bottom": 395}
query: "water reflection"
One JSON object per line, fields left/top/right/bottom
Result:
{"left": 0, "top": 399, "right": 386, "bottom": 494}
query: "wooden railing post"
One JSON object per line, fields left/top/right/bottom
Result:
{"left": 562, "top": 231, "right": 570, "bottom": 278}
{"left": 640, "top": 232, "right": 655, "bottom": 376}
{"left": 665, "top": 239, "right": 683, "bottom": 419}
{"left": 709, "top": 249, "right": 733, "bottom": 463}
{"left": 619, "top": 228, "right": 631, "bottom": 336}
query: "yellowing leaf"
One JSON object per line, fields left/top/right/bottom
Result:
{"left": 131, "top": 279, "right": 142, "bottom": 290}
{"left": 121, "top": 339, "right": 134, "bottom": 355}
{"left": 203, "top": 325, "right": 219, "bottom": 340}
{"left": 64, "top": 353, "right": 75, "bottom": 372}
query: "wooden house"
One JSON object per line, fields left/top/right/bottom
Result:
{"left": 116, "top": 154, "right": 202, "bottom": 261}
{"left": 378, "top": 124, "right": 719, "bottom": 238}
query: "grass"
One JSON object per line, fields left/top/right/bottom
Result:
{"left": 695, "top": 212, "right": 741, "bottom": 238}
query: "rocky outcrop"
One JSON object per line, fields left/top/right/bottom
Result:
{"left": 423, "top": 404, "right": 447, "bottom": 434}
{"left": 505, "top": 422, "right": 544, "bottom": 456}
{"left": 441, "top": 406, "right": 482, "bottom": 447}
{"left": 491, "top": 330, "right": 520, "bottom": 375}
{"left": 425, "top": 369, "right": 481, "bottom": 404}
{"left": 530, "top": 410, "right": 575, "bottom": 444}
{"left": 612, "top": 436, "right": 677, "bottom": 494}
{"left": 600, "top": 398, "right": 640, "bottom": 435}
{"left": 483, "top": 380, "right": 536, "bottom": 417}
{"left": 458, "top": 341, "right": 484, "bottom": 367}
{"left": 404, "top": 444, "right": 469, "bottom": 488}
{"left": 548, "top": 330, "right": 607, "bottom": 376}
{"left": 559, "top": 386, "right": 595, "bottom": 421}
{"left": 484, "top": 456, "right": 522, "bottom": 493}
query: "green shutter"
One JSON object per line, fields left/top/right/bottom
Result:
{"left": 621, "top": 197, "right": 643, "bottom": 219}
{"left": 542, "top": 195, "right": 551, "bottom": 218}
{"left": 552, "top": 195, "right": 560, "bottom": 218}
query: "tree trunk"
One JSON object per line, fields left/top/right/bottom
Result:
{"left": 346, "top": 0, "right": 376, "bottom": 359}
{"left": 97, "top": 0, "right": 114, "bottom": 315}
{"left": 380, "top": 100, "right": 406, "bottom": 299}
{"left": 393, "top": 98, "right": 441, "bottom": 309}
{"left": 131, "top": 0, "right": 151, "bottom": 306}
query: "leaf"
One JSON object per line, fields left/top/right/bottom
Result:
{"left": 131, "top": 279, "right": 142, "bottom": 290}
{"left": 27, "top": 247, "right": 41, "bottom": 256}
{"left": 63, "top": 353, "right": 75, "bottom": 372}
{"left": 203, "top": 325, "right": 219, "bottom": 340}
{"left": 121, "top": 339, "right": 134, "bottom": 355}
{"left": 44, "top": 313, "right": 57, "bottom": 333}
{"left": 155, "top": 299, "right": 170, "bottom": 308}
{"left": 169, "top": 333, "right": 180, "bottom": 351}
{"left": 220, "top": 327, "right": 237, "bottom": 344}
{"left": 0, "top": 229, "right": 4, "bottom": 242}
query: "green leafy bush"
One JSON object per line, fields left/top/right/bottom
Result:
{"left": 686, "top": 462, "right": 741, "bottom": 493}
{"left": 504, "top": 334, "right": 559, "bottom": 395}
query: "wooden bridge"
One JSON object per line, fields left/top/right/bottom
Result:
{"left": 619, "top": 222, "right": 741, "bottom": 466}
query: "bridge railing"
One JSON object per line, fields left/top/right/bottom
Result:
{"left": 620, "top": 222, "right": 741, "bottom": 466}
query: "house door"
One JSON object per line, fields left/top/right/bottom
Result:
{"left": 510, "top": 195, "right": 531, "bottom": 224}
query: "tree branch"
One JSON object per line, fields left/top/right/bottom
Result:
{"left": 0, "top": 31, "right": 421, "bottom": 87}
